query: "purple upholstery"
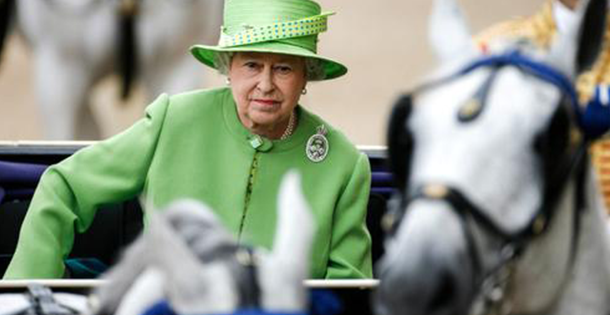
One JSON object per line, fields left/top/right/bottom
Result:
{"left": 0, "top": 161, "right": 48, "bottom": 203}
{"left": 371, "top": 171, "right": 396, "bottom": 197}
{"left": 371, "top": 187, "right": 396, "bottom": 195}
{"left": 371, "top": 171, "right": 393, "bottom": 186}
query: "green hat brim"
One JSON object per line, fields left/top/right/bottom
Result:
{"left": 190, "top": 41, "right": 347, "bottom": 81}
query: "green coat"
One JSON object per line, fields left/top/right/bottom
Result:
{"left": 4, "top": 87, "right": 372, "bottom": 279}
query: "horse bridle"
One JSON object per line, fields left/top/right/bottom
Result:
{"left": 384, "top": 50, "right": 590, "bottom": 314}
{"left": 187, "top": 241, "right": 263, "bottom": 310}
{"left": 166, "top": 213, "right": 264, "bottom": 311}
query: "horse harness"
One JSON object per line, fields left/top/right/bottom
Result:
{"left": 384, "top": 51, "right": 590, "bottom": 315}
{"left": 193, "top": 242, "right": 263, "bottom": 310}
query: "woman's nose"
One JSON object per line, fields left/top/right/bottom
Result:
{"left": 257, "top": 68, "right": 275, "bottom": 93}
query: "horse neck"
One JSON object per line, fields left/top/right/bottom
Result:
{"left": 509, "top": 165, "right": 610, "bottom": 315}
{"left": 551, "top": 165, "right": 610, "bottom": 315}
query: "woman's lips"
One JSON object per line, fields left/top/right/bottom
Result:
{"left": 252, "top": 99, "right": 280, "bottom": 106}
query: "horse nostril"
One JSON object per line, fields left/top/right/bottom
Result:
{"left": 427, "top": 270, "right": 456, "bottom": 310}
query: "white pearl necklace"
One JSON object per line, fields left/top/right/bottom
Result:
{"left": 279, "top": 110, "right": 296, "bottom": 140}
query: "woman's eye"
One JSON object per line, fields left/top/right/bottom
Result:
{"left": 244, "top": 62, "right": 260, "bottom": 70}
{"left": 275, "top": 66, "right": 293, "bottom": 74}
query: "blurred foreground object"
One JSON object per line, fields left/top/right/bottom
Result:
{"left": 91, "top": 171, "right": 316, "bottom": 315}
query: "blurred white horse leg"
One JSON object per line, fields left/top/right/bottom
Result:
{"left": 18, "top": 0, "right": 113, "bottom": 140}
{"left": 34, "top": 49, "right": 104, "bottom": 140}
{"left": 138, "top": 0, "right": 223, "bottom": 97}
{"left": 15, "top": 0, "right": 223, "bottom": 140}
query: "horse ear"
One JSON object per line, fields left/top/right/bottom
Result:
{"left": 93, "top": 238, "right": 150, "bottom": 315}
{"left": 147, "top": 203, "right": 237, "bottom": 314}
{"left": 270, "top": 171, "right": 315, "bottom": 268}
{"left": 547, "top": 0, "right": 607, "bottom": 76}
{"left": 259, "top": 171, "right": 314, "bottom": 311}
{"left": 429, "top": 0, "right": 475, "bottom": 62}
{"left": 146, "top": 207, "right": 210, "bottom": 285}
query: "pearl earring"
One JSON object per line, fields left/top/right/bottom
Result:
{"left": 301, "top": 87, "right": 307, "bottom": 95}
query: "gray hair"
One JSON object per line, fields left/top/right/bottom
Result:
{"left": 214, "top": 51, "right": 326, "bottom": 81}
{"left": 214, "top": 52, "right": 234, "bottom": 76}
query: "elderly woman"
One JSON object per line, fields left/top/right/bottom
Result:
{"left": 4, "top": 0, "right": 372, "bottom": 279}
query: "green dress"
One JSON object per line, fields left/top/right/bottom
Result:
{"left": 4, "top": 87, "right": 372, "bottom": 279}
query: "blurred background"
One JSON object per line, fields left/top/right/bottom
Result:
{"left": 0, "top": 0, "right": 544, "bottom": 145}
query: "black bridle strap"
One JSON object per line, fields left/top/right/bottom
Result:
{"left": 191, "top": 244, "right": 262, "bottom": 309}
{"left": 407, "top": 186, "right": 529, "bottom": 244}
{"left": 234, "top": 246, "right": 262, "bottom": 309}
{"left": 406, "top": 173, "right": 586, "bottom": 311}
{"left": 392, "top": 50, "right": 590, "bottom": 241}
{"left": 404, "top": 138, "right": 588, "bottom": 246}
{"left": 405, "top": 187, "right": 485, "bottom": 283}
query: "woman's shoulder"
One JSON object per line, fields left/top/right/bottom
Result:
{"left": 156, "top": 87, "right": 232, "bottom": 121}
{"left": 168, "top": 87, "right": 232, "bottom": 110}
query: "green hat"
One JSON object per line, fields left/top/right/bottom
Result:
{"left": 190, "top": 0, "right": 347, "bottom": 81}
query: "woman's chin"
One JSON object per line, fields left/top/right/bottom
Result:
{"left": 249, "top": 113, "right": 281, "bottom": 127}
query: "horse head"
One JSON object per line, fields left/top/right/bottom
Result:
{"left": 91, "top": 171, "right": 315, "bottom": 315}
{"left": 374, "top": 0, "right": 609, "bottom": 314}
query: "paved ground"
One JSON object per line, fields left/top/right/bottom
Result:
{"left": 0, "top": 0, "right": 543, "bottom": 145}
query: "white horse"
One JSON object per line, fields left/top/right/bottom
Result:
{"left": 4, "top": 0, "right": 222, "bottom": 140}
{"left": 90, "top": 171, "right": 316, "bottom": 315}
{"left": 374, "top": 0, "right": 610, "bottom": 314}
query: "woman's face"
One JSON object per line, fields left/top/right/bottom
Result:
{"left": 228, "top": 52, "right": 307, "bottom": 137}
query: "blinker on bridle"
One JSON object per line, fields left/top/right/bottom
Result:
{"left": 384, "top": 49, "right": 590, "bottom": 312}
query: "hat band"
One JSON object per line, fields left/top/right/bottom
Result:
{"left": 218, "top": 12, "right": 334, "bottom": 48}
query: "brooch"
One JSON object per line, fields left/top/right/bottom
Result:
{"left": 306, "top": 125, "right": 329, "bottom": 163}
